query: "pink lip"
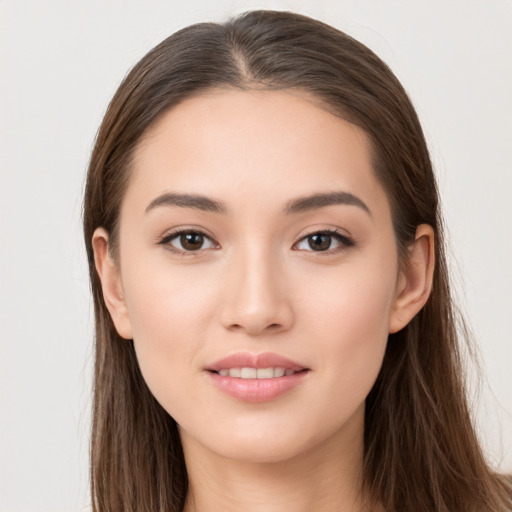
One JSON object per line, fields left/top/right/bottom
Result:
{"left": 206, "top": 352, "right": 307, "bottom": 372}
{"left": 205, "top": 352, "right": 310, "bottom": 402}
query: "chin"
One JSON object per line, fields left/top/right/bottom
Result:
{"left": 208, "top": 435, "right": 311, "bottom": 464}
{"left": 178, "top": 405, "right": 364, "bottom": 466}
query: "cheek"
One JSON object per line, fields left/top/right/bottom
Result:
{"left": 302, "top": 252, "right": 397, "bottom": 334}
{"left": 299, "top": 254, "right": 397, "bottom": 393}
{"left": 120, "top": 259, "right": 220, "bottom": 406}
{"left": 126, "top": 272, "right": 215, "bottom": 339}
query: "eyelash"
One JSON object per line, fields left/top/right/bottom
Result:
{"left": 157, "top": 228, "right": 354, "bottom": 255}
{"left": 157, "top": 228, "right": 218, "bottom": 255}
{"left": 294, "top": 229, "right": 354, "bottom": 254}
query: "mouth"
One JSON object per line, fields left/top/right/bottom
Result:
{"left": 205, "top": 352, "right": 310, "bottom": 402}
{"left": 209, "top": 367, "right": 309, "bottom": 379}
{"left": 205, "top": 351, "right": 309, "bottom": 375}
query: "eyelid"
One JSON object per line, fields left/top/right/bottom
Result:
{"left": 157, "top": 226, "right": 220, "bottom": 254}
{"left": 156, "top": 225, "right": 354, "bottom": 255}
{"left": 293, "top": 228, "right": 355, "bottom": 253}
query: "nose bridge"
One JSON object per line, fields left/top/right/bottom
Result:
{"left": 221, "top": 239, "right": 293, "bottom": 334}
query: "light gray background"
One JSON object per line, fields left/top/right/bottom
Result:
{"left": 1, "top": 1, "right": 511, "bottom": 511}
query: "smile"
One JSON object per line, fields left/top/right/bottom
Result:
{"left": 215, "top": 367, "right": 301, "bottom": 378}
{"left": 205, "top": 352, "right": 310, "bottom": 402}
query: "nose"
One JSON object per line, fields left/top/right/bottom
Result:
{"left": 219, "top": 247, "right": 294, "bottom": 336}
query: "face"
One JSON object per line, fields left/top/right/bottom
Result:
{"left": 98, "top": 89, "right": 414, "bottom": 464}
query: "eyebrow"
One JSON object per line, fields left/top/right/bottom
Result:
{"left": 145, "top": 190, "right": 371, "bottom": 217}
{"left": 285, "top": 191, "right": 372, "bottom": 217}
{"left": 145, "top": 192, "right": 227, "bottom": 214}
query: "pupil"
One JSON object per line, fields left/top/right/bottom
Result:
{"left": 181, "top": 232, "right": 203, "bottom": 250}
{"left": 308, "top": 234, "right": 331, "bottom": 251}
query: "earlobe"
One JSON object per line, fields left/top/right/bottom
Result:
{"left": 92, "top": 228, "right": 133, "bottom": 339}
{"left": 388, "top": 224, "right": 435, "bottom": 333}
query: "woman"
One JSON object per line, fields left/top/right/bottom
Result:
{"left": 83, "top": 10, "right": 512, "bottom": 512}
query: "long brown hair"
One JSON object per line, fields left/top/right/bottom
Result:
{"left": 83, "top": 10, "right": 512, "bottom": 511}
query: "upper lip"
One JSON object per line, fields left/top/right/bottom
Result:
{"left": 206, "top": 352, "right": 308, "bottom": 372}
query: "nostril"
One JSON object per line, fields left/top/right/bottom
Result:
{"left": 226, "top": 321, "right": 283, "bottom": 335}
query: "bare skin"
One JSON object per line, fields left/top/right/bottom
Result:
{"left": 182, "top": 400, "right": 369, "bottom": 512}
{"left": 93, "top": 89, "right": 434, "bottom": 512}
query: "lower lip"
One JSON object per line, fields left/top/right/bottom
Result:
{"left": 206, "top": 371, "right": 309, "bottom": 402}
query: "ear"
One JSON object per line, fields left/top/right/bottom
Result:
{"left": 388, "top": 224, "right": 435, "bottom": 334}
{"left": 92, "top": 227, "right": 133, "bottom": 339}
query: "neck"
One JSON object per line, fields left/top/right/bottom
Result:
{"left": 181, "top": 406, "right": 379, "bottom": 512}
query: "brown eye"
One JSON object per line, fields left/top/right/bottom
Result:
{"left": 307, "top": 234, "right": 333, "bottom": 251}
{"left": 161, "top": 230, "right": 216, "bottom": 252}
{"left": 295, "top": 230, "right": 354, "bottom": 253}
{"left": 180, "top": 232, "right": 205, "bottom": 250}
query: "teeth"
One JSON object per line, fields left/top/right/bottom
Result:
{"left": 229, "top": 368, "right": 241, "bottom": 378}
{"left": 240, "top": 367, "right": 257, "bottom": 379}
{"left": 274, "top": 367, "right": 286, "bottom": 377}
{"left": 256, "top": 368, "right": 274, "bottom": 379}
{"left": 217, "top": 367, "right": 295, "bottom": 379}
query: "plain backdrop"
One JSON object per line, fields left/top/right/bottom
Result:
{"left": 1, "top": 1, "right": 511, "bottom": 511}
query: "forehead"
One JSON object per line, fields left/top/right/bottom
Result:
{"left": 126, "top": 88, "right": 390, "bottom": 218}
